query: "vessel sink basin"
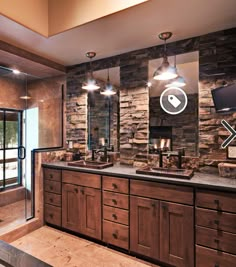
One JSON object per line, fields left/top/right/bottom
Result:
{"left": 67, "top": 160, "right": 113, "bottom": 169}
{"left": 136, "top": 166, "right": 194, "bottom": 179}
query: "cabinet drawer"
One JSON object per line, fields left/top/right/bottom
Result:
{"left": 196, "top": 226, "right": 236, "bottom": 255}
{"left": 196, "top": 245, "right": 236, "bottom": 267}
{"left": 103, "top": 176, "right": 128, "bottom": 193}
{"left": 45, "top": 192, "right": 61, "bottom": 207}
{"left": 103, "top": 206, "right": 129, "bottom": 225}
{"left": 44, "top": 168, "right": 61, "bottom": 182}
{"left": 130, "top": 180, "right": 193, "bottom": 205}
{"left": 103, "top": 191, "right": 129, "bottom": 209}
{"left": 103, "top": 220, "right": 129, "bottom": 250}
{"left": 45, "top": 204, "right": 61, "bottom": 226}
{"left": 62, "top": 170, "right": 101, "bottom": 189}
{"left": 196, "top": 208, "right": 236, "bottom": 233}
{"left": 45, "top": 180, "right": 61, "bottom": 194}
{"left": 196, "top": 189, "right": 236, "bottom": 213}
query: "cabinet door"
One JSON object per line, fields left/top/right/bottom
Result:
{"left": 80, "top": 187, "right": 101, "bottom": 239}
{"left": 62, "top": 183, "right": 80, "bottom": 232}
{"left": 160, "top": 201, "right": 194, "bottom": 267}
{"left": 130, "top": 196, "right": 159, "bottom": 259}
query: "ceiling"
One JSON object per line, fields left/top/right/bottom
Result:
{"left": 0, "top": 0, "right": 236, "bottom": 67}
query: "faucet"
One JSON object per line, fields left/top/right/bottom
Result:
{"left": 159, "top": 149, "right": 184, "bottom": 169}
{"left": 92, "top": 146, "right": 108, "bottom": 162}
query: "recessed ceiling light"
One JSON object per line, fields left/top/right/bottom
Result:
{"left": 12, "top": 69, "right": 20, "bottom": 74}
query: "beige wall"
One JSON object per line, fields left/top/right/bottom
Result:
{"left": 0, "top": 0, "right": 48, "bottom": 36}
{"left": 48, "top": 0, "right": 147, "bottom": 35}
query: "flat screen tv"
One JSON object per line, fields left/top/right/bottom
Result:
{"left": 211, "top": 83, "right": 236, "bottom": 113}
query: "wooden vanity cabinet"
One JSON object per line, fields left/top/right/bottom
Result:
{"left": 62, "top": 170, "right": 101, "bottom": 240}
{"left": 130, "top": 179, "right": 194, "bottom": 267}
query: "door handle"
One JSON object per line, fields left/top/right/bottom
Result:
{"left": 18, "top": 146, "right": 26, "bottom": 160}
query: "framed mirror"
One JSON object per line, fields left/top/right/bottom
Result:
{"left": 148, "top": 51, "right": 199, "bottom": 156}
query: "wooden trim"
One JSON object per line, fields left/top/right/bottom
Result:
{"left": 0, "top": 40, "right": 66, "bottom": 72}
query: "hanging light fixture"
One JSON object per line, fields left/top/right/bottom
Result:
{"left": 100, "top": 68, "right": 116, "bottom": 96}
{"left": 153, "top": 32, "right": 178, "bottom": 81}
{"left": 82, "top": 52, "right": 100, "bottom": 91}
{"left": 165, "top": 55, "right": 186, "bottom": 87}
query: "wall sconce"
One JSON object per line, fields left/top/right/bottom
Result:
{"left": 82, "top": 52, "right": 100, "bottom": 91}
{"left": 153, "top": 32, "right": 178, "bottom": 81}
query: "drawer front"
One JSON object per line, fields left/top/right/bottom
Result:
{"left": 103, "top": 176, "right": 129, "bottom": 193}
{"left": 196, "top": 226, "right": 236, "bottom": 255}
{"left": 196, "top": 245, "right": 236, "bottom": 267}
{"left": 103, "top": 191, "right": 129, "bottom": 209}
{"left": 44, "top": 180, "right": 61, "bottom": 194}
{"left": 196, "top": 208, "right": 236, "bottom": 233}
{"left": 196, "top": 189, "right": 236, "bottom": 213}
{"left": 130, "top": 180, "right": 193, "bottom": 205}
{"left": 45, "top": 192, "right": 61, "bottom": 207}
{"left": 62, "top": 170, "right": 101, "bottom": 189}
{"left": 45, "top": 204, "right": 61, "bottom": 226}
{"left": 103, "top": 220, "right": 129, "bottom": 250}
{"left": 44, "top": 168, "right": 61, "bottom": 182}
{"left": 103, "top": 206, "right": 129, "bottom": 225}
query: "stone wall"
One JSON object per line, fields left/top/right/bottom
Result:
{"left": 150, "top": 94, "right": 198, "bottom": 156}
{"left": 66, "top": 27, "right": 236, "bottom": 168}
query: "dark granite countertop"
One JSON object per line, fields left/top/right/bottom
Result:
{"left": 42, "top": 161, "right": 236, "bottom": 192}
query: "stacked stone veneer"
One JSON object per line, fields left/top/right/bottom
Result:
{"left": 66, "top": 28, "right": 236, "bottom": 169}
{"left": 150, "top": 94, "right": 198, "bottom": 156}
{"left": 120, "top": 87, "right": 149, "bottom": 165}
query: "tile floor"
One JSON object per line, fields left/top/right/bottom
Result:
{"left": 0, "top": 200, "right": 26, "bottom": 235}
{"left": 12, "top": 226, "right": 161, "bottom": 267}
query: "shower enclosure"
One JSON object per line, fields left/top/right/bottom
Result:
{"left": 0, "top": 66, "right": 63, "bottom": 234}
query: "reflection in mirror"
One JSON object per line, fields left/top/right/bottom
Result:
{"left": 148, "top": 51, "right": 199, "bottom": 156}
{"left": 87, "top": 67, "right": 120, "bottom": 152}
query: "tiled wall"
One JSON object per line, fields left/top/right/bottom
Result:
{"left": 66, "top": 27, "right": 236, "bottom": 168}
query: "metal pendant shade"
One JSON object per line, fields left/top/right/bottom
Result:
{"left": 100, "top": 68, "right": 116, "bottom": 96}
{"left": 165, "top": 75, "right": 186, "bottom": 87}
{"left": 82, "top": 52, "right": 100, "bottom": 91}
{"left": 153, "top": 32, "right": 178, "bottom": 81}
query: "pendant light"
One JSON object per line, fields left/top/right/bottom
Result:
{"left": 165, "top": 55, "right": 186, "bottom": 87}
{"left": 153, "top": 32, "right": 178, "bottom": 81}
{"left": 82, "top": 52, "right": 100, "bottom": 91}
{"left": 100, "top": 68, "right": 116, "bottom": 96}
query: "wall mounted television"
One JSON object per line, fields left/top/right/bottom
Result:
{"left": 211, "top": 83, "right": 236, "bottom": 113}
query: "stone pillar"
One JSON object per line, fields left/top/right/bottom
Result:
{"left": 119, "top": 87, "right": 149, "bottom": 165}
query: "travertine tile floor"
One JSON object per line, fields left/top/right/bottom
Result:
{"left": 12, "top": 226, "right": 161, "bottom": 267}
{"left": 0, "top": 200, "right": 26, "bottom": 235}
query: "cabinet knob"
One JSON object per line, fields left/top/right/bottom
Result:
{"left": 74, "top": 188, "right": 78, "bottom": 193}
{"left": 112, "top": 199, "right": 117, "bottom": 205}
{"left": 49, "top": 214, "right": 53, "bottom": 218}
{"left": 215, "top": 264, "right": 220, "bottom": 267}
{"left": 152, "top": 203, "right": 155, "bottom": 208}
{"left": 49, "top": 198, "right": 53, "bottom": 203}
{"left": 214, "top": 220, "right": 219, "bottom": 225}
{"left": 49, "top": 174, "right": 53, "bottom": 179}
{"left": 214, "top": 239, "right": 219, "bottom": 243}
{"left": 112, "top": 214, "right": 117, "bottom": 220}
{"left": 112, "top": 183, "right": 117, "bottom": 189}
{"left": 81, "top": 189, "right": 84, "bottom": 195}
{"left": 112, "top": 233, "right": 118, "bottom": 239}
{"left": 50, "top": 186, "right": 53, "bottom": 190}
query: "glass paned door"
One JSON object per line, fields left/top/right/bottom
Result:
{"left": 0, "top": 109, "right": 23, "bottom": 190}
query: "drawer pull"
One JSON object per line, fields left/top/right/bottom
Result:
{"left": 112, "top": 233, "right": 118, "bottom": 239}
{"left": 49, "top": 198, "right": 53, "bottom": 203}
{"left": 74, "top": 188, "right": 78, "bottom": 193}
{"left": 112, "top": 183, "right": 117, "bottom": 189}
{"left": 112, "top": 214, "right": 117, "bottom": 220}
{"left": 112, "top": 199, "right": 117, "bottom": 205}
{"left": 49, "top": 174, "right": 53, "bottom": 179}
{"left": 214, "top": 199, "right": 220, "bottom": 205}
{"left": 214, "top": 239, "right": 219, "bottom": 243}
{"left": 81, "top": 189, "right": 84, "bottom": 195}
{"left": 214, "top": 220, "right": 219, "bottom": 225}
{"left": 152, "top": 203, "right": 156, "bottom": 208}
{"left": 49, "top": 213, "right": 53, "bottom": 218}
{"left": 50, "top": 186, "right": 53, "bottom": 190}
{"left": 215, "top": 264, "right": 220, "bottom": 267}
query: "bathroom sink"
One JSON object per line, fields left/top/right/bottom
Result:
{"left": 67, "top": 160, "right": 113, "bottom": 169}
{"left": 136, "top": 166, "right": 194, "bottom": 179}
